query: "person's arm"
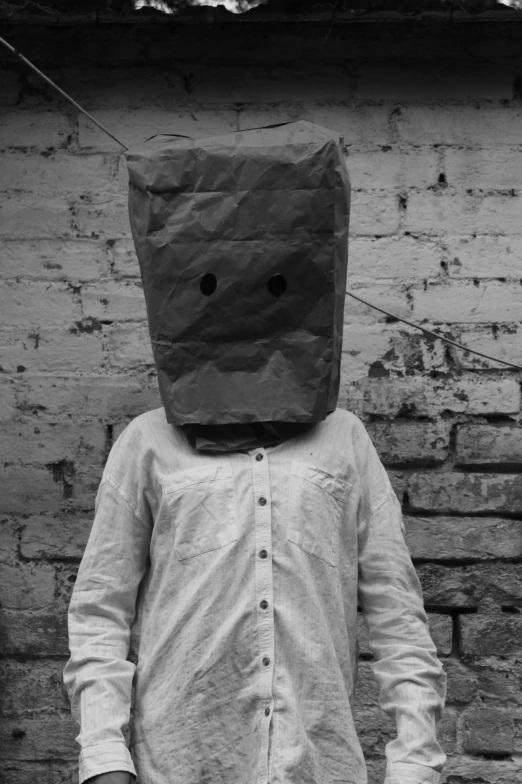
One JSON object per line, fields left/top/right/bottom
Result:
{"left": 356, "top": 431, "right": 447, "bottom": 784}
{"left": 63, "top": 474, "right": 151, "bottom": 784}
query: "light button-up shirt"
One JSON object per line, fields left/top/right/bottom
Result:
{"left": 63, "top": 407, "right": 446, "bottom": 784}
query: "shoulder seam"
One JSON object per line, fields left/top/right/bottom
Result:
{"left": 358, "top": 491, "right": 392, "bottom": 530}
{"left": 102, "top": 476, "right": 149, "bottom": 527}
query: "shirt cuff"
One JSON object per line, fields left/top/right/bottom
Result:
{"left": 79, "top": 740, "right": 137, "bottom": 784}
{"left": 385, "top": 761, "right": 442, "bottom": 784}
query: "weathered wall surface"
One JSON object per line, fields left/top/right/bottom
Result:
{"left": 0, "top": 16, "right": 521, "bottom": 784}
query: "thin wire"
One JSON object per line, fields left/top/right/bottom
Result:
{"left": 345, "top": 289, "right": 522, "bottom": 371}
{"left": 1, "top": 36, "right": 520, "bottom": 371}
{"left": 0, "top": 35, "right": 129, "bottom": 151}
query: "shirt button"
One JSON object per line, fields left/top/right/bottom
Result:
{"left": 265, "top": 707, "right": 270, "bottom": 716}
{"left": 260, "top": 600, "right": 268, "bottom": 609}
{"left": 259, "top": 549, "right": 267, "bottom": 558}
{"left": 256, "top": 454, "right": 263, "bottom": 462}
{"left": 262, "top": 656, "right": 270, "bottom": 666}
{"left": 258, "top": 497, "right": 267, "bottom": 506}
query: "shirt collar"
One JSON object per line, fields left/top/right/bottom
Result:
{"left": 182, "top": 422, "right": 315, "bottom": 453}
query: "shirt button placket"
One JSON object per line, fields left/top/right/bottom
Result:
{"left": 251, "top": 447, "right": 274, "bottom": 784}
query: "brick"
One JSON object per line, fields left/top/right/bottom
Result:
{"left": 404, "top": 516, "right": 522, "bottom": 561}
{"left": 68, "top": 464, "right": 104, "bottom": 509}
{"left": 0, "top": 195, "right": 72, "bottom": 238}
{"left": 445, "top": 148, "right": 522, "bottom": 191}
{"left": 348, "top": 236, "right": 442, "bottom": 280}
{"left": 476, "top": 665, "right": 522, "bottom": 705}
{"left": 366, "top": 329, "right": 447, "bottom": 376}
{"left": 0, "top": 152, "right": 118, "bottom": 195}
{"left": 0, "top": 240, "right": 105, "bottom": 282}
{"left": 354, "top": 660, "right": 379, "bottom": 707}
{"left": 0, "top": 562, "right": 55, "bottom": 611}
{"left": 0, "top": 37, "right": 56, "bottom": 66}
{"left": 437, "top": 708, "right": 458, "bottom": 755}
{"left": 460, "top": 613, "right": 522, "bottom": 659}
{"left": 0, "top": 326, "right": 104, "bottom": 374}
{"left": 0, "top": 111, "right": 70, "bottom": 149}
{"left": 396, "top": 105, "right": 522, "bottom": 147}
{"left": 81, "top": 281, "right": 147, "bottom": 322}
{"left": 387, "top": 470, "right": 408, "bottom": 504}
{"left": 0, "top": 376, "right": 17, "bottom": 419}
{"left": 0, "top": 71, "right": 20, "bottom": 105}
{"left": 145, "top": 23, "right": 480, "bottom": 66}
{"left": 412, "top": 281, "right": 522, "bottom": 324}
{"left": 148, "top": 28, "right": 316, "bottom": 64}
{"left": 443, "top": 660, "right": 478, "bottom": 705}
{"left": 511, "top": 706, "right": 522, "bottom": 751}
{"left": 0, "top": 465, "right": 71, "bottom": 514}
{"left": 418, "top": 563, "right": 522, "bottom": 608}
{"left": 353, "top": 706, "right": 395, "bottom": 758}
{"left": 406, "top": 191, "right": 522, "bottom": 235}
{"left": 442, "top": 757, "right": 522, "bottom": 784}
{"left": 63, "top": 65, "right": 188, "bottom": 109}
{"left": 357, "top": 613, "right": 371, "bottom": 657}
{"left": 341, "top": 327, "right": 398, "bottom": 385}
{"left": 456, "top": 425, "right": 522, "bottom": 467}
{"left": 0, "top": 761, "right": 77, "bottom": 784}
{"left": 21, "top": 516, "right": 92, "bottom": 560}
{"left": 0, "top": 421, "right": 106, "bottom": 466}
{"left": 470, "top": 34, "right": 522, "bottom": 61}
{"left": 73, "top": 39, "right": 146, "bottom": 65}
{"left": 445, "top": 236, "right": 522, "bottom": 280}
{"left": 107, "top": 322, "right": 155, "bottom": 370}
{"left": 239, "top": 103, "right": 392, "bottom": 150}
{"left": 102, "top": 152, "right": 128, "bottom": 193}
{"left": 1, "top": 460, "right": 100, "bottom": 514}
{"left": 448, "top": 325, "right": 522, "bottom": 371}
{"left": 461, "top": 706, "right": 514, "bottom": 755}
{"left": 15, "top": 374, "right": 160, "bottom": 419}
{"left": 192, "top": 63, "right": 354, "bottom": 104}
{"left": 0, "top": 609, "right": 69, "bottom": 656}
{"left": 347, "top": 149, "right": 439, "bottom": 191}
{"left": 349, "top": 191, "right": 400, "bottom": 236}
{"left": 79, "top": 108, "right": 237, "bottom": 151}
{"left": 407, "top": 472, "right": 522, "bottom": 515}
{"left": 361, "top": 377, "right": 521, "bottom": 417}
{"left": 0, "top": 658, "right": 70, "bottom": 716}
{"left": 55, "top": 564, "right": 79, "bottom": 611}
{"left": 344, "top": 282, "right": 410, "bottom": 325}
{"left": 357, "top": 64, "right": 513, "bottom": 101}
{"left": 0, "top": 518, "right": 19, "bottom": 564}
{"left": 367, "top": 421, "right": 450, "bottom": 466}
{"left": 72, "top": 194, "right": 130, "bottom": 239}
{"left": 109, "top": 237, "right": 140, "bottom": 277}
{"left": 0, "top": 282, "right": 80, "bottom": 328}
{"left": 0, "top": 716, "right": 77, "bottom": 760}
{"left": 427, "top": 613, "right": 453, "bottom": 656}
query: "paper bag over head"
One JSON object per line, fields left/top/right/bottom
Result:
{"left": 126, "top": 120, "right": 351, "bottom": 426}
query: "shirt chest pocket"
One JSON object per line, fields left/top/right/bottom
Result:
{"left": 286, "top": 461, "right": 351, "bottom": 568}
{"left": 162, "top": 462, "right": 239, "bottom": 561}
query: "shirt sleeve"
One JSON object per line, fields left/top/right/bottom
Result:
{"left": 356, "top": 432, "right": 447, "bottom": 784}
{"left": 63, "top": 476, "right": 151, "bottom": 784}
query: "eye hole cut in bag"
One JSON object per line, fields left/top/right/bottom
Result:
{"left": 287, "top": 461, "right": 351, "bottom": 568}
{"left": 162, "top": 461, "right": 239, "bottom": 561}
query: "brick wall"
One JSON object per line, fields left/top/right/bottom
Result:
{"left": 1, "top": 16, "right": 521, "bottom": 784}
